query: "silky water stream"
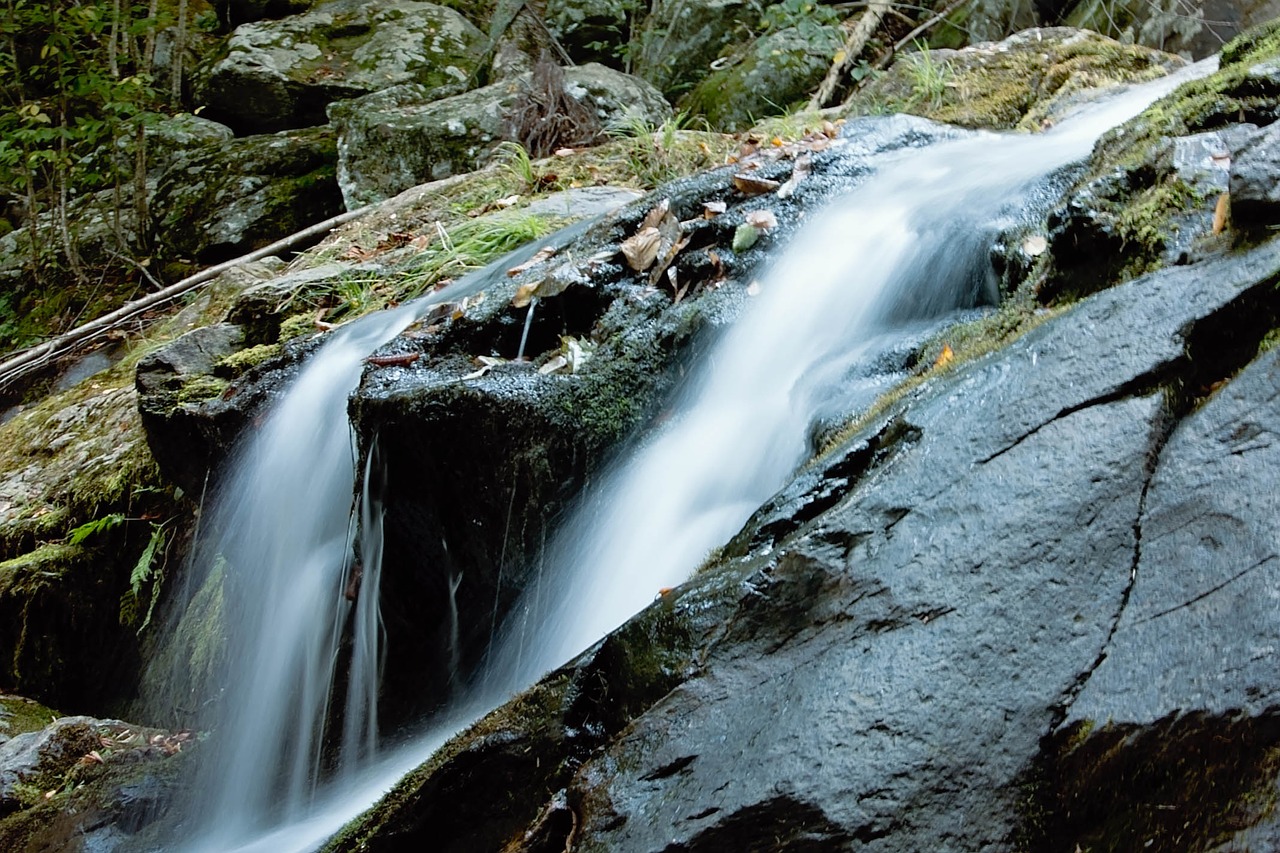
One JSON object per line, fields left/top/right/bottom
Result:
{"left": 173, "top": 64, "right": 1209, "bottom": 853}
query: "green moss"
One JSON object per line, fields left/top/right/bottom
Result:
{"left": 1111, "top": 179, "right": 1202, "bottom": 269}
{"left": 1030, "top": 713, "right": 1280, "bottom": 852}
{"left": 0, "top": 544, "right": 85, "bottom": 592}
{"left": 215, "top": 343, "right": 281, "bottom": 375}
{"left": 175, "top": 374, "right": 230, "bottom": 405}
{"left": 841, "top": 32, "right": 1174, "bottom": 131}
{"left": 0, "top": 694, "right": 61, "bottom": 738}
{"left": 278, "top": 313, "right": 319, "bottom": 341}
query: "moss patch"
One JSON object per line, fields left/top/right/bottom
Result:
{"left": 1026, "top": 713, "right": 1280, "bottom": 852}
{"left": 841, "top": 29, "right": 1177, "bottom": 131}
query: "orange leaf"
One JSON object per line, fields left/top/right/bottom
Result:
{"left": 934, "top": 344, "right": 955, "bottom": 369}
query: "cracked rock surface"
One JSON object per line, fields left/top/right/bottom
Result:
{"left": 329, "top": 235, "right": 1280, "bottom": 852}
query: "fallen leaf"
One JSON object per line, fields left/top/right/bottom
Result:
{"left": 461, "top": 355, "right": 507, "bottom": 381}
{"left": 538, "top": 354, "right": 569, "bottom": 375}
{"left": 641, "top": 198, "right": 672, "bottom": 231}
{"left": 732, "top": 174, "right": 781, "bottom": 196}
{"left": 703, "top": 200, "right": 727, "bottom": 219}
{"left": 934, "top": 344, "right": 955, "bottom": 369}
{"left": 733, "top": 223, "right": 760, "bottom": 252}
{"left": 365, "top": 353, "right": 420, "bottom": 367}
{"left": 554, "top": 147, "right": 576, "bottom": 156}
{"left": 495, "top": 194, "right": 520, "bottom": 208}
{"left": 1022, "top": 235, "right": 1048, "bottom": 256}
{"left": 822, "top": 120, "right": 839, "bottom": 139}
{"left": 507, "top": 245, "right": 558, "bottom": 277}
{"left": 621, "top": 226, "right": 663, "bottom": 271}
{"left": 513, "top": 260, "right": 591, "bottom": 307}
{"left": 745, "top": 209, "right": 778, "bottom": 230}
{"left": 1212, "top": 192, "right": 1230, "bottom": 235}
{"left": 777, "top": 152, "right": 812, "bottom": 200}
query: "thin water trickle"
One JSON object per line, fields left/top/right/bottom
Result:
{"left": 178, "top": 62, "right": 1212, "bottom": 853}
{"left": 516, "top": 296, "right": 538, "bottom": 361}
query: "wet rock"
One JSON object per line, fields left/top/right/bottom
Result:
{"left": 0, "top": 717, "right": 102, "bottom": 811}
{"left": 151, "top": 125, "right": 342, "bottom": 264}
{"left": 0, "top": 714, "right": 192, "bottom": 850}
{"left": 193, "top": 0, "right": 485, "bottom": 134}
{"left": 842, "top": 28, "right": 1181, "bottom": 132}
{"left": 328, "top": 232, "right": 1280, "bottom": 850}
{"left": 331, "top": 63, "right": 670, "bottom": 208}
{"left": 1230, "top": 119, "right": 1280, "bottom": 225}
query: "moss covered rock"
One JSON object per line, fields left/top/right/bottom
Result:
{"left": 844, "top": 27, "right": 1180, "bottom": 131}
{"left": 331, "top": 63, "right": 670, "bottom": 208}
{"left": 683, "top": 24, "right": 843, "bottom": 131}
{"left": 629, "top": 0, "right": 761, "bottom": 99}
{"left": 0, "top": 713, "right": 193, "bottom": 851}
{"left": 1041, "top": 19, "right": 1280, "bottom": 300}
{"left": 193, "top": 0, "right": 486, "bottom": 134}
{"left": 152, "top": 124, "right": 343, "bottom": 264}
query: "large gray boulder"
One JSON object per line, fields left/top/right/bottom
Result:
{"left": 151, "top": 125, "right": 343, "bottom": 263}
{"left": 325, "top": 227, "right": 1280, "bottom": 852}
{"left": 192, "top": 0, "right": 486, "bottom": 134}
{"left": 330, "top": 63, "right": 671, "bottom": 209}
{"left": 683, "top": 24, "right": 844, "bottom": 130}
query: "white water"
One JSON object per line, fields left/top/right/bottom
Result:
{"left": 179, "top": 63, "right": 1210, "bottom": 853}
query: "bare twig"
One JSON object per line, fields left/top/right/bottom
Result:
{"left": 810, "top": 0, "right": 893, "bottom": 109}
{"left": 869, "top": 0, "right": 972, "bottom": 74}
{"left": 0, "top": 207, "right": 370, "bottom": 390}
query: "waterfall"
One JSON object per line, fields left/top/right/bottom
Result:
{"left": 177, "top": 62, "right": 1211, "bottom": 853}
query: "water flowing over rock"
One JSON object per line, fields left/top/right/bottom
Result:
{"left": 192, "top": 0, "right": 486, "bottom": 134}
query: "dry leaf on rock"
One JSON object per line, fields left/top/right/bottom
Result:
{"left": 462, "top": 355, "right": 507, "bottom": 381}
{"left": 745, "top": 209, "right": 778, "bottom": 230}
{"left": 507, "top": 245, "right": 558, "bottom": 277}
{"left": 777, "top": 153, "right": 812, "bottom": 200}
{"left": 1021, "top": 235, "right": 1047, "bottom": 256}
{"left": 703, "top": 201, "right": 727, "bottom": 219}
{"left": 621, "top": 227, "right": 663, "bottom": 271}
{"left": 733, "top": 223, "right": 760, "bottom": 252}
{"left": 732, "top": 174, "right": 781, "bottom": 195}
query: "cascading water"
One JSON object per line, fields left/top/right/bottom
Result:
{"left": 176, "top": 62, "right": 1210, "bottom": 853}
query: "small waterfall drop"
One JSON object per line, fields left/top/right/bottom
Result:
{"left": 178, "top": 62, "right": 1211, "bottom": 853}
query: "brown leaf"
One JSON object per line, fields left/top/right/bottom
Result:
{"left": 1212, "top": 192, "right": 1230, "bottom": 235}
{"left": 732, "top": 174, "right": 781, "bottom": 196}
{"left": 365, "top": 353, "right": 420, "bottom": 367}
{"left": 507, "top": 245, "right": 558, "bottom": 277}
{"left": 777, "top": 153, "right": 812, "bottom": 200}
{"left": 702, "top": 201, "right": 727, "bottom": 219}
{"left": 745, "top": 209, "right": 778, "bottom": 231}
{"left": 640, "top": 198, "right": 672, "bottom": 231}
{"left": 621, "top": 226, "right": 663, "bottom": 271}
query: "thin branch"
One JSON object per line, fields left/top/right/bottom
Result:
{"left": 0, "top": 207, "right": 371, "bottom": 390}
{"left": 810, "top": 0, "right": 893, "bottom": 110}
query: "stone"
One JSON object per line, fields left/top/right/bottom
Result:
{"left": 683, "top": 25, "right": 844, "bottom": 131}
{"left": 325, "top": 227, "right": 1280, "bottom": 850}
{"left": 1230, "top": 120, "right": 1280, "bottom": 225}
{"left": 151, "top": 125, "right": 343, "bottom": 264}
{"left": 192, "top": 0, "right": 486, "bottom": 134}
{"left": 331, "top": 63, "right": 670, "bottom": 209}
{"left": 0, "top": 717, "right": 102, "bottom": 811}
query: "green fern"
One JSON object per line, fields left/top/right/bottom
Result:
{"left": 119, "top": 522, "right": 167, "bottom": 634}
{"left": 66, "top": 513, "right": 125, "bottom": 545}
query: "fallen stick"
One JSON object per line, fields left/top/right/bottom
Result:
{"left": 0, "top": 207, "right": 370, "bottom": 391}
{"left": 809, "top": 0, "right": 893, "bottom": 110}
